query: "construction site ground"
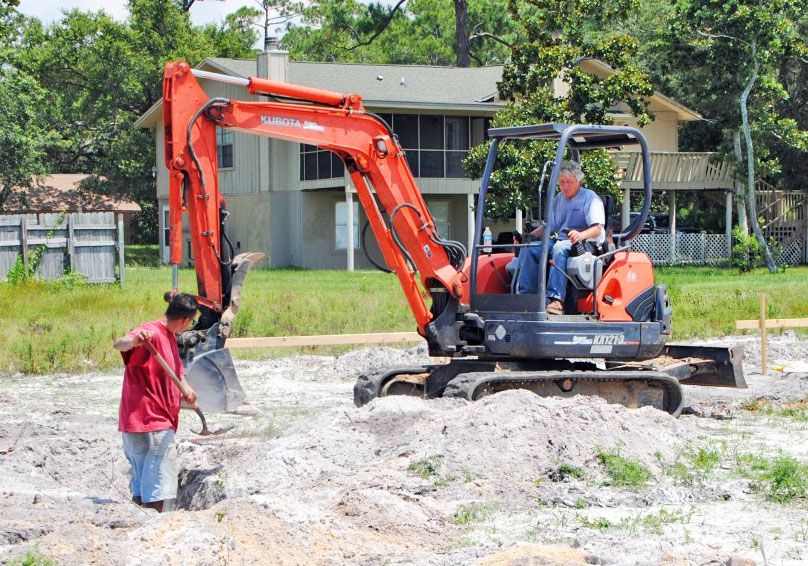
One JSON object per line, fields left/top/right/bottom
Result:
{"left": 1, "top": 334, "right": 807, "bottom": 565}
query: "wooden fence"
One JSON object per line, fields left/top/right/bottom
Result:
{"left": 0, "top": 212, "right": 125, "bottom": 284}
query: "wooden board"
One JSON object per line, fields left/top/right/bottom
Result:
{"left": 227, "top": 332, "right": 423, "bottom": 349}
{"left": 735, "top": 318, "right": 808, "bottom": 330}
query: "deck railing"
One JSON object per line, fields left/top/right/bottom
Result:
{"left": 614, "top": 152, "right": 735, "bottom": 190}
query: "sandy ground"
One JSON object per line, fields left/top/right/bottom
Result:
{"left": 1, "top": 334, "right": 807, "bottom": 565}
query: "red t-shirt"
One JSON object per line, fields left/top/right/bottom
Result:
{"left": 118, "top": 321, "right": 184, "bottom": 433}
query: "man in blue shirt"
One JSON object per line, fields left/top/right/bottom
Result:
{"left": 515, "top": 161, "right": 605, "bottom": 315}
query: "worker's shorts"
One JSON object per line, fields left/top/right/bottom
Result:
{"left": 122, "top": 429, "right": 177, "bottom": 504}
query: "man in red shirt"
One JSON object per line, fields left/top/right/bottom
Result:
{"left": 114, "top": 292, "right": 199, "bottom": 512}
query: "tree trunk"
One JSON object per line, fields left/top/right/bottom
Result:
{"left": 454, "top": 0, "right": 470, "bottom": 67}
{"left": 740, "top": 40, "right": 777, "bottom": 272}
{"left": 732, "top": 130, "right": 748, "bottom": 236}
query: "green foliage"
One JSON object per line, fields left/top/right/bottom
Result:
{"left": 663, "top": 441, "right": 724, "bottom": 485}
{"left": 282, "top": 0, "right": 514, "bottom": 66}
{"left": 596, "top": 446, "right": 651, "bottom": 487}
{"left": 408, "top": 455, "right": 444, "bottom": 479}
{"left": 768, "top": 456, "right": 807, "bottom": 504}
{"left": 735, "top": 452, "right": 808, "bottom": 504}
{"left": 578, "top": 507, "right": 693, "bottom": 535}
{"left": 452, "top": 502, "right": 495, "bottom": 525}
{"left": 464, "top": 0, "right": 652, "bottom": 220}
{"left": 125, "top": 244, "right": 161, "bottom": 267}
{"left": 3, "top": 1, "right": 257, "bottom": 243}
{"left": 556, "top": 461, "right": 585, "bottom": 480}
{"left": 662, "top": 0, "right": 807, "bottom": 192}
{"left": 0, "top": 66, "right": 58, "bottom": 209}
{"left": 7, "top": 213, "right": 65, "bottom": 284}
{"left": 7, "top": 545, "right": 55, "bottom": 566}
{"left": 731, "top": 225, "right": 787, "bottom": 273}
{"left": 577, "top": 514, "right": 612, "bottom": 530}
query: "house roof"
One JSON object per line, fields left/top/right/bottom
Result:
{"left": 136, "top": 55, "right": 701, "bottom": 127}
{"left": 3, "top": 174, "right": 141, "bottom": 213}
{"left": 210, "top": 57, "right": 505, "bottom": 107}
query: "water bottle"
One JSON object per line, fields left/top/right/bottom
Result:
{"left": 483, "top": 226, "right": 493, "bottom": 254}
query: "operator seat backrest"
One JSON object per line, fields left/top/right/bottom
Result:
{"left": 596, "top": 194, "right": 616, "bottom": 255}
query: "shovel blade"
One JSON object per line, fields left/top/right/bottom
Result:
{"left": 184, "top": 347, "right": 246, "bottom": 413}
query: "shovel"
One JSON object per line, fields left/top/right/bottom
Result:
{"left": 143, "top": 341, "right": 235, "bottom": 436}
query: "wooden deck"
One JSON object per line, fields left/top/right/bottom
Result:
{"left": 614, "top": 151, "right": 735, "bottom": 191}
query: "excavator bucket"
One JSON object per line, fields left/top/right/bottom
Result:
{"left": 180, "top": 252, "right": 264, "bottom": 414}
{"left": 184, "top": 345, "right": 246, "bottom": 413}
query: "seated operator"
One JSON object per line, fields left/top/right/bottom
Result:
{"left": 515, "top": 160, "right": 605, "bottom": 315}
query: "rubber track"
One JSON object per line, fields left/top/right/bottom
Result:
{"left": 442, "top": 370, "right": 684, "bottom": 416}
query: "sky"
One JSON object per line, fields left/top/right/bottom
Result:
{"left": 17, "top": 0, "right": 261, "bottom": 27}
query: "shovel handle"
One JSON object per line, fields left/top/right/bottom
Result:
{"left": 142, "top": 340, "right": 196, "bottom": 405}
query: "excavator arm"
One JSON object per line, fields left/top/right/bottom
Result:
{"left": 162, "top": 61, "right": 467, "bottom": 335}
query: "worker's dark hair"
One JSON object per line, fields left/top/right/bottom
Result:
{"left": 164, "top": 291, "right": 199, "bottom": 320}
{"left": 512, "top": 231, "right": 524, "bottom": 244}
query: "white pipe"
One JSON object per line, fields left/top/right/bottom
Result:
{"left": 191, "top": 69, "right": 250, "bottom": 86}
{"left": 346, "top": 191, "right": 354, "bottom": 272}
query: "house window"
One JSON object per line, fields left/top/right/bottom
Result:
{"left": 300, "top": 145, "right": 345, "bottom": 181}
{"left": 335, "top": 200, "right": 360, "bottom": 250}
{"left": 216, "top": 128, "right": 234, "bottom": 168}
{"left": 383, "top": 114, "right": 481, "bottom": 179}
{"left": 429, "top": 201, "right": 451, "bottom": 238}
{"left": 445, "top": 116, "right": 469, "bottom": 178}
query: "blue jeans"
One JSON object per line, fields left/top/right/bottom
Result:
{"left": 122, "top": 429, "right": 177, "bottom": 503}
{"left": 515, "top": 239, "right": 572, "bottom": 300}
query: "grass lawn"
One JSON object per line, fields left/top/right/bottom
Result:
{"left": 1, "top": 262, "right": 806, "bottom": 375}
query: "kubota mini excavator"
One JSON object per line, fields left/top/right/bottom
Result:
{"left": 161, "top": 61, "right": 746, "bottom": 416}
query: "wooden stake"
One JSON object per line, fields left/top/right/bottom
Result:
{"left": 759, "top": 293, "right": 767, "bottom": 374}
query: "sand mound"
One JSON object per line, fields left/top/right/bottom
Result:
{"left": 193, "top": 391, "right": 685, "bottom": 509}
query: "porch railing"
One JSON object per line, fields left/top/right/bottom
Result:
{"left": 614, "top": 152, "right": 735, "bottom": 191}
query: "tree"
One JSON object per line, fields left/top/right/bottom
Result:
{"left": 465, "top": 0, "right": 654, "bottom": 221}
{"left": 669, "top": 0, "right": 808, "bottom": 272}
{"left": 0, "top": 68, "right": 58, "bottom": 209}
{"left": 6, "top": 1, "right": 258, "bottom": 242}
{"left": 280, "top": 0, "right": 514, "bottom": 66}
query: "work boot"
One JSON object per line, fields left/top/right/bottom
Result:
{"left": 546, "top": 300, "right": 564, "bottom": 315}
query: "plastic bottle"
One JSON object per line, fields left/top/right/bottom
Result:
{"left": 483, "top": 226, "right": 493, "bottom": 254}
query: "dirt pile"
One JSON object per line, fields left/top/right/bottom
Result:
{"left": 184, "top": 391, "right": 684, "bottom": 509}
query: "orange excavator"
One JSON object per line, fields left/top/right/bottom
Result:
{"left": 161, "top": 61, "right": 745, "bottom": 416}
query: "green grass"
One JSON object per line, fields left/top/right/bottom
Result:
{"left": 735, "top": 452, "right": 808, "bottom": 504}
{"left": 662, "top": 441, "right": 725, "bottom": 485}
{"left": 655, "top": 266, "right": 808, "bottom": 338}
{"left": 452, "top": 502, "right": 496, "bottom": 525}
{"left": 0, "top": 266, "right": 413, "bottom": 374}
{"left": 125, "top": 245, "right": 161, "bottom": 267}
{"left": 741, "top": 398, "right": 808, "bottom": 422}
{"left": 597, "top": 446, "right": 652, "bottom": 488}
{"left": 578, "top": 507, "right": 694, "bottom": 535}
{"left": 1, "top": 264, "right": 807, "bottom": 375}
{"left": 408, "top": 455, "right": 444, "bottom": 479}
{"left": 8, "top": 546, "right": 56, "bottom": 566}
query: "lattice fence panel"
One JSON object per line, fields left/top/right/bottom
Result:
{"left": 630, "top": 233, "right": 729, "bottom": 265}
{"left": 779, "top": 239, "right": 804, "bottom": 265}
